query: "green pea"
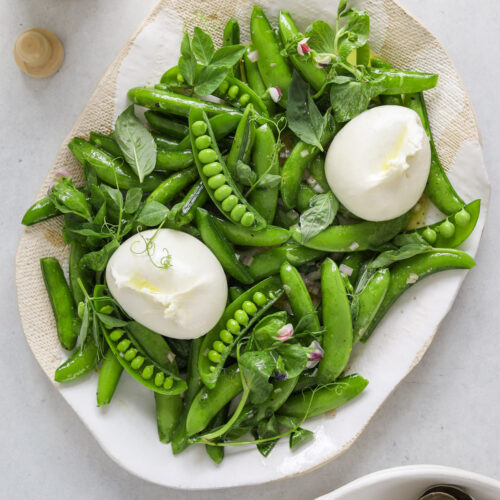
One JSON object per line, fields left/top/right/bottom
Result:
{"left": 77, "top": 301, "right": 85, "bottom": 319}
{"left": 219, "top": 329, "right": 233, "bottom": 344}
{"left": 131, "top": 356, "right": 144, "bottom": 370}
{"left": 202, "top": 162, "right": 223, "bottom": 177}
{"left": 226, "top": 318, "right": 241, "bottom": 334}
{"left": 191, "top": 120, "right": 207, "bottom": 137}
{"left": 221, "top": 195, "right": 238, "bottom": 212}
{"left": 439, "top": 220, "right": 456, "bottom": 238}
{"left": 116, "top": 339, "right": 131, "bottom": 352}
{"left": 142, "top": 365, "right": 154, "bottom": 379}
{"left": 214, "top": 185, "right": 232, "bottom": 201}
{"left": 213, "top": 340, "right": 226, "bottom": 353}
{"left": 455, "top": 208, "right": 471, "bottom": 226}
{"left": 234, "top": 309, "right": 249, "bottom": 326}
{"left": 195, "top": 134, "right": 211, "bottom": 150}
{"left": 209, "top": 365, "right": 216, "bottom": 372}
{"left": 239, "top": 93, "right": 250, "bottom": 106}
{"left": 198, "top": 148, "right": 217, "bottom": 164}
{"left": 207, "top": 174, "right": 227, "bottom": 189}
{"left": 242, "top": 301, "right": 257, "bottom": 316}
{"left": 109, "top": 329, "right": 124, "bottom": 342}
{"left": 99, "top": 305, "right": 113, "bottom": 314}
{"left": 208, "top": 350, "right": 221, "bottom": 363}
{"left": 154, "top": 372, "right": 165, "bottom": 386}
{"left": 163, "top": 377, "right": 174, "bottom": 390}
{"left": 422, "top": 227, "right": 437, "bottom": 244}
{"left": 124, "top": 348, "right": 138, "bottom": 361}
{"left": 240, "top": 212, "right": 255, "bottom": 227}
{"left": 228, "top": 85, "right": 239, "bottom": 99}
{"left": 253, "top": 292, "right": 267, "bottom": 307}
{"left": 230, "top": 204, "right": 246, "bottom": 221}
{"left": 218, "top": 80, "right": 229, "bottom": 94}
{"left": 177, "top": 72, "right": 185, "bottom": 83}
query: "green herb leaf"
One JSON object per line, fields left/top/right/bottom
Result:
{"left": 235, "top": 160, "right": 257, "bottom": 186}
{"left": 329, "top": 80, "right": 372, "bottom": 122}
{"left": 93, "top": 201, "right": 107, "bottom": 227}
{"left": 393, "top": 232, "right": 428, "bottom": 247}
{"left": 255, "top": 415, "right": 279, "bottom": 457}
{"left": 368, "top": 244, "right": 432, "bottom": 269}
{"left": 49, "top": 178, "right": 92, "bottom": 221}
{"left": 192, "top": 27, "right": 215, "bottom": 65}
{"left": 253, "top": 311, "right": 288, "bottom": 349}
{"left": 179, "top": 32, "right": 197, "bottom": 85}
{"left": 101, "top": 184, "right": 123, "bottom": 211}
{"left": 66, "top": 224, "right": 114, "bottom": 239}
{"left": 336, "top": 8, "right": 370, "bottom": 59}
{"left": 114, "top": 105, "right": 157, "bottom": 183}
{"left": 306, "top": 21, "right": 336, "bottom": 54}
{"left": 337, "top": 0, "right": 349, "bottom": 16}
{"left": 289, "top": 427, "right": 314, "bottom": 450}
{"left": 299, "top": 191, "right": 339, "bottom": 243}
{"left": 276, "top": 343, "right": 309, "bottom": 379}
{"left": 211, "top": 45, "right": 246, "bottom": 68}
{"left": 194, "top": 66, "right": 230, "bottom": 96}
{"left": 287, "top": 72, "right": 325, "bottom": 150}
{"left": 124, "top": 187, "right": 143, "bottom": 214}
{"left": 136, "top": 201, "right": 169, "bottom": 226}
{"left": 239, "top": 351, "right": 275, "bottom": 404}
{"left": 257, "top": 174, "right": 281, "bottom": 189}
{"left": 80, "top": 239, "right": 120, "bottom": 271}
{"left": 96, "top": 313, "right": 129, "bottom": 328}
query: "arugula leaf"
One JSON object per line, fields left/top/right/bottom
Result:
{"left": 287, "top": 72, "right": 325, "bottom": 150}
{"left": 329, "top": 80, "right": 372, "bottom": 122}
{"left": 235, "top": 160, "right": 257, "bottom": 186}
{"left": 368, "top": 244, "right": 432, "bottom": 269}
{"left": 179, "top": 32, "right": 197, "bottom": 85}
{"left": 299, "top": 191, "right": 339, "bottom": 243}
{"left": 191, "top": 27, "right": 214, "bottom": 65}
{"left": 80, "top": 239, "right": 120, "bottom": 271}
{"left": 211, "top": 45, "right": 246, "bottom": 68}
{"left": 239, "top": 351, "right": 276, "bottom": 404}
{"left": 114, "top": 105, "right": 157, "bottom": 183}
{"left": 124, "top": 187, "right": 143, "bottom": 214}
{"left": 194, "top": 66, "right": 230, "bottom": 96}
{"left": 49, "top": 178, "right": 92, "bottom": 221}
{"left": 306, "top": 21, "right": 336, "bottom": 54}
{"left": 96, "top": 313, "right": 129, "bottom": 328}
{"left": 336, "top": 8, "right": 370, "bottom": 59}
{"left": 136, "top": 201, "right": 169, "bottom": 226}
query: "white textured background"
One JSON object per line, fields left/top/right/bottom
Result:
{"left": 1, "top": 1, "right": 499, "bottom": 499}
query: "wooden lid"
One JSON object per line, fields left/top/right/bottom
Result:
{"left": 14, "top": 28, "right": 64, "bottom": 78}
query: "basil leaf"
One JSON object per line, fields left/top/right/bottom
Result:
{"left": 114, "top": 105, "right": 157, "bottom": 183}
{"left": 80, "top": 239, "right": 120, "bottom": 271}
{"left": 96, "top": 313, "right": 128, "bottom": 328}
{"left": 330, "top": 80, "right": 372, "bottom": 123}
{"left": 305, "top": 21, "right": 335, "bottom": 54}
{"left": 211, "top": 45, "right": 246, "bottom": 68}
{"left": 257, "top": 174, "right": 281, "bottom": 189}
{"left": 124, "top": 187, "right": 143, "bottom": 214}
{"left": 235, "top": 160, "right": 257, "bottom": 186}
{"left": 194, "top": 66, "right": 230, "bottom": 96}
{"left": 336, "top": 8, "right": 370, "bottom": 59}
{"left": 239, "top": 351, "right": 275, "bottom": 404}
{"left": 136, "top": 201, "right": 169, "bottom": 226}
{"left": 368, "top": 244, "right": 432, "bottom": 269}
{"left": 299, "top": 191, "right": 339, "bottom": 243}
{"left": 49, "top": 178, "right": 92, "bottom": 221}
{"left": 192, "top": 27, "right": 214, "bottom": 65}
{"left": 179, "top": 32, "right": 197, "bottom": 85}
{"left": 287, "top": 72, "right": 325, "bottom": 150}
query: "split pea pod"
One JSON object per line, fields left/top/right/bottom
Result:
{"left": 168, "top": 180, "right": 209, "bottom": 226}
{"left": 41, "top": 257, "right": 77, "bottom": 350}
{"left": 198, "top": 276, "right": 284, "bottom": 389}
{"left": 404, "top": 92, "right": 464, "bottom": 215}
{"left": 146, "top": 167, "right": 198, "bottom": 205}
{"left": 247, "top": 244, "right": 327, "bottom": 281}
{"left": 316, "top": 259, "right": 352, "bottom": 384}
{"left": 249, "top": 123, "right": 280, "bottom": 223}
{"left": 244, "top": 45, "right": 276, "bottom": 115}
{"left": 214, "top": 217, "right": 290, "bottom": 247}
{"left": 280, "top": 261, "right": 320, "bottom": 331}
{"left": 22, "top": 197, "right": 59, "bottom": 226}
{"left": 96, "top": 348, "right": 124, "bottom": 406}
{"left": 144, "top": 110, "right": 189, "bottom": 139}
{"left": 69, "top": 242, "right": 93, "bottom": 307}
{"left": 189, "top": 108, "right": 267, "bottom": 229}
{"left": 226, "top": 104, "right": 256, "bottom": 176}
{"left": 291, "top": 212, "right": 411, "bottom": 252}
{"left": 186, "top": 364, "right": 243, "bottom": 437}
{"left": 54, "top": 338, "right": 100, "bottom": 382}
{"left": 278, "top": 374, "right": 369, "bottom": 419}
{"left": 251, "top": 5, "right": 293, "bottom": 107}
{"left": 278, "top": 11, "right": 327, "bottom": 91}
{"left": 362, "top": 249, "right": 476, "bottom": 341}
{"left": 196, "top": 207, "right": 254, "bottom": 284}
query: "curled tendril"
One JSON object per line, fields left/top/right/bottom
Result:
{"left": 130, "top": 225, "right": 172, "bottom": 270}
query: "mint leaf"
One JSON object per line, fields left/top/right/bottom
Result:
{"left": 239, "top": 351, "right": 275, "bottom": 404}
{"left": 306, "top": 21, "right": 335, "bottom": 54}
{"left": 124, "top": 187, "right": 143, "bottom": 214}
{"left": 137, "top": 201, "right": 168, "bottom": 226}
{"left": 114, "top": 105, "right": 157, "bottom": 183}
{"left": 211, "top": 45, "right": 246, "bottom": 68}
{"left": 299, "top": 191, "right": 339, "bottom": 243}
{"left": 194, "top": 66, "right": 229, "bottom": 96}
{"left": 179, "top": 32, "right": 197, "bottom": 85}
{"left": 192, "top": 27, "right": 214, "bottom": 65}
{"left": 329, "top": 80, "right": 372, "bottom": 122}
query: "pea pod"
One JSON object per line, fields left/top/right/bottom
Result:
{"left": 223, "top": 17, "right": 241, "bottom": 80}
{"left": 144, "top": 110, "right": 189, "bottom": 139}
{"left": 41, "top": 257, "right": 77, "bottom": 350}
{"left": 226, "top": 104, "right": 256, "bottom": 176}
{"left": 251, "top": 5, "right": 292, "bottom": 107}
{"left": 89, "top": 131, "right": 122, "bottom": 157}
{"left": 247, "top": 244, "right": 327, "bottom": 281}
{"left": 96, "top": 348, "right": 124, "bottom": 406}
{"left": 196, "top": 207, "right": 254, "bottom": 284}
{"left": 69, "top": 242, "right": 93, "bottom": 307}
{"left": 54, "top": 338, "right": 100, "bottom": 382}
{"left": 168, "top": 180, "right": 208, "bottom": 226}
{"left": 317, "top": 259, "right": 352, "bottom": 384}
{"left": 278, "top": 374, "right": 368, "bottom": 418}
{"left": 371, "top": 68, "right": 438, "bottom": 95}
{"left": 407, "top": 199, "right": 480, "bottom": 249}
{"left": 189, "top": 107, "right": 267, "bottom": 229}
{"left": 274, "top": 205, "right": 300, "bottom": 229}
{"left": 308, "top": 155, "right": 329, "bottom": 193}
{"left": 198, "top": 276, "right": 284, "bottom": 389}
{"left": 146, "top": 167, "right": 198, "bottom": 205}
{"left": 214, "top": 217, "right": 290, "bottom": 247}
{"left": 229, "top": 286, "right": 244, "bottom": 302}
{"left": 296, "top": 183, "right": 316, "bottom": 213}
{"left": 249, "top": 123, "right": 280, "bottom": 223}
{"left": 340, "top": 252, "right": 365, "bottom": 285}
{"left": 152, "top": 132, "right": 181, "bottom": 149}
{"left": 362, "top": 249, "right": 476, "bottom": 341}
{"left": 278, "top": 11, "right": 327, "bottom": 91}
{"left": 186, "top": 364, "right": 243, "bottom": 436}
{"left": 68, "top": 138, "right": 164, "bottom": 192}
{"left": 204, "top": 406, "right": 227, "bottom": 464}
{"left": 244, "top": 45, "right": 276, "bottom": 115}
{"left": 22, "top": 196, "right": 60, "bottom": 226}
{"left": 404, "top": 92, "right": 464, "bottom": 215}
{"left": 291, "top": 212, "right": 411, "bottom": 252}
{"left": 380, "top": 94, "right": 403, "bottom": 106}
{"left": 155, "top": 392, "right": 183, "bottom": 444}
{"left": 352, "top": 268, "right": 391, "bottom": 344}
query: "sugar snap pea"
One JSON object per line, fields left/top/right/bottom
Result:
{"left": 155, "top": 392, "right": 183, "bottom": 444}
{"left": 144, "top": 110, "right": 189, "bottom": 139}
{"left": 54, "top": 338, "right": 100, "bottom": 382}
{"left": 214, "top": 217, "right": 290, "bottom": 247}
{"left": 372, "top": 68, "right": 438, "bottom": 95}
{"left": 204, "top": 405, "right": 227, "bottom": 463}
{"left": 97, "top": 348, "right": 124, "bottom": 406}
{"left": 380, "top": 94, "right": 403, "bottom": 106}
{"left": 22, "top": 196, "right": 60, "bottom": 226}
{"left": 296, "top": 183, "right": 316, "bottom": 213}
{"left": 226, "top": 104, "right": 256, "bottom": 176}
{"left": 229, "top": 286, "right": 244, "bottom": 302}
{"left": 340, "top": 252, "right": 365, "bottom": 285}
{"left": 89, "top": 131, "right": 123, "bottom": 158}
{"left": 244, "top": 45, "right": 276, "bottom": 115}
{"left": 168, "top": 180, "right": 208, "bottom": 226}
{"left": 307, "top": 156, "right": 329, "bottom": 193}
{"left": 223, "top": 17, "right": 241, "bottom": 81}
{"left": 69, "top": 242, "right": 93, "bottom": 307}
{"left": 151, "top": 132, "right": 181, "bottom": 149}
{"left": 146, "top": 167, "right": 198, "bottom": 205}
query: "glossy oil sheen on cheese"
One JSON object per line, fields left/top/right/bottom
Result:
{"left": 324, "top": 106, "right": 431, "bottom": 221}
{"left": 106, "top": 228, "right": 227, "bottom": 339}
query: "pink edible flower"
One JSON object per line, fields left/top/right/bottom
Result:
{"left": 276, "top": 323, "right": 294, "bottom": 341}
{"left": 306, "top": 340, "right": 324, "bottom": 368}
{"left": 55, "top": 168, "right": 71, "bottom": 178}
{"left": 297, "top": 38, "right": 311, "bottom": 56}
{"left": 315, "top": 54, "right": 332, "bottom": 67}
{"left": 247, "top": 49, "right": 259, "bottom": 62}
{"left": 268, "top": 86, "right": 282, "bottom": 103}
{"left": 46, "top": 182, "right": 56, "bottom": 196}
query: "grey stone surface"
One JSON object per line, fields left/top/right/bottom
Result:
{"left": 1, "top": 1, "right": 499, "bottom": 498}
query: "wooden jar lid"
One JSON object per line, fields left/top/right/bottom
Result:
{"left": 14, "top": 28, "right": 64, "bottom": 78}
